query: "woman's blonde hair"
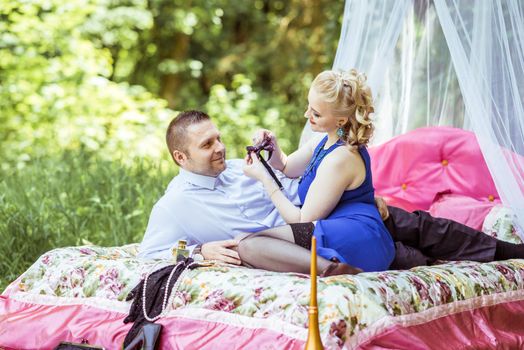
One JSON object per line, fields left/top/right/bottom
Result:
{"left": 311, "top": 69, "right": 374, "bottom": 147}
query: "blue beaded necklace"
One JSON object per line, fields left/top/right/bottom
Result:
{"left": 299, "top": 137, "right": 344, "bottom": 183}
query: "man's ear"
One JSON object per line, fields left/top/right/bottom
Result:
{"left": 173, "top": 150, "right": 188, "bottom": 165}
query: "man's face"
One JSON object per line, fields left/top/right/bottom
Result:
{"left": 179, "top": 120, "right": 226, "bottom": 177}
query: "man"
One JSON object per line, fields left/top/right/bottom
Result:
{"left": 139, "top": 110, "right": 524, "bottom": 269}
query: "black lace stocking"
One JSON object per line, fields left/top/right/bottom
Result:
{"left": 237, "top": 224, "right": 331, "bottom": 274}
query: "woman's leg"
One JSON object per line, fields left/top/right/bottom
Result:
{"left": 237, "top": 225, "right": 333, "bottom": 274}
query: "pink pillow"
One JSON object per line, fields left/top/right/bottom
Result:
{"left": 428, "top": 193, "right": 498, "bottom": 230}
{"left": 370, "top": 127, "right": 500, "bottom": 211}
{"left": 381, "top": 195, "right": 421, "bottom": 213}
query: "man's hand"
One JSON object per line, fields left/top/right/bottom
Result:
{"left": 374, "top": 196, "right": 390, "bottom": 221}
{"left": 201, "top": 239, "right": 241, "bottom": 265}
{"left": 252, "top": 129, "right": 286, "bottom": 171}
{"left": 243, "top": 151, "right": 270, "bottom": 182}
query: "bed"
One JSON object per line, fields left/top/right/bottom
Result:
{"left": 1, "top": 127, "right": 523, "bottom": 349}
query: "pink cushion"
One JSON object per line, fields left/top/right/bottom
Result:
{"left": 428, "top": 193, "right": 498, "bottom": 230}
{"left": 369, "top": 127, "right": 499, "bottom": 211}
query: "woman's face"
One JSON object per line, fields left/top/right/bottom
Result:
{"left": 305, "top": 88, "right": 345, "bottom": 133}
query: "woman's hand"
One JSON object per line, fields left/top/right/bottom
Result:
{"left": 252, "top": 129, "right": 286, "bottom": 171}
{"left": 252, "top": 129, "right": 277, "bottom": 147}
{"left": 374, "top": 196, "right": 390, "bottom": 220}
{"left": 243, "top": 152, "right": 271, "bottom": 182}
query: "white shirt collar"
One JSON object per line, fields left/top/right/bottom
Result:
{"left": 178, "top": 167, "right": 220, "bottom": 190}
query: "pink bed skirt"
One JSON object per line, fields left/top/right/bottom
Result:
{"left": 2, "top": 293, "right": 524, "bottom": 349}
{"left": 0, "top": 296, "right": 305, "bottom": 350}
{"left": 358, "top": 297, "right": 524, "bottom": 349}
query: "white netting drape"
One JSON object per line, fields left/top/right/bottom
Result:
{"left": 301, "top": 0, "right": 466, "bottom": 144}
{"left": 434, "top": 0, "right": 524, "bottom": 234}
{"left": 302, "top": 0, "right": 524, "bottom": 235}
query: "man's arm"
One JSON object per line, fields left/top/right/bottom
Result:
{"left": 138, "top": 204, "right": 188, "bottom": 259}
{"left": 139, "top": 203, "right": 241, "bottom": 264}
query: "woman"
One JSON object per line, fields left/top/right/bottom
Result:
{"left": 240, "top": 69, "right": 395, "bottom": 276}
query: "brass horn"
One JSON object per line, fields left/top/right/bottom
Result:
{"left": 305, "top": 236, "right": 324, "bottom": 349}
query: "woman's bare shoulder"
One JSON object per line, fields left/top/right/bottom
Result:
{"left": 331, "top": 145, "right": 361, "bottom": 161}
{"left": 318, "top": 146, "right": 354, "bottom": 167}
{"left": 320, "top": 147, "right": 366, "bottom": 190}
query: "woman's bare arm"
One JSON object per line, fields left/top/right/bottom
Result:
{"left": 261, "top": 147, "right": 363, "bottom": 223}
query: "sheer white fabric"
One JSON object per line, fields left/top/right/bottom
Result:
{"left": 300, "top": 0, "right": 410, "bottom": 146}
{"left": 434, "top": 0, "right": 524, "bottom": 235}
{"left": 332, "top": 0, "right": 411, "bottom": 93}
{"left": 301, "top": 0, "right": 464, "bottom": 145}
{"left": 377, "top": 1, "right": 466, "bottom": 142}
{"left": 302, "top": 0, "right": 524, "bottom": 235}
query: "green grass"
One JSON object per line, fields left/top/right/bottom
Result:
{"left": 0, "top": 151, "right": 174, "bottom": 291}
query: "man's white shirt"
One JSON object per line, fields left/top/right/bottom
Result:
{"left": 138, "top": 159, "right": 300, "bottom": 259}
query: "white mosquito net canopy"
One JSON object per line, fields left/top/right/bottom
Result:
{"left": 302, "top": 0, "right": 524, "bottom": 235}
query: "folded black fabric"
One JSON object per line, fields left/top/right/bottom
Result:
{"left": 123, "top": 257, "right": 198, "bottom": 347}
{"left": 53, "top": 341, "right": 104, "bottom": 350}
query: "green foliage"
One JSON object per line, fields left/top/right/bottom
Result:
{"left": 1, "top": 0, "right": 344, "bottom": 166}
{"left": 1, "top": 0, "right": 343, "bottom": 165}
{"left": 206, "top": 74, "right": 306, "bottom": 157}
{"left": 0, "top": 0, "right": 175, "bottom": 167}
{"left": 0, "top": 152, "right": 173, "bottom": 290}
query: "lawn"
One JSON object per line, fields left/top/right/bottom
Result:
{"left": 0, "top": 152, "right": 173, "bottom": 291}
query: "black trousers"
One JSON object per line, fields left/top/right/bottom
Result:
{"left": 384, "top": 206, "right": 497, "bottom": 269}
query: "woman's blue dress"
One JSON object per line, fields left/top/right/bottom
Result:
{"left": 298, "top": 136, "right": 395, "bottom": 272}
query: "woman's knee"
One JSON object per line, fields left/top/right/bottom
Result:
{"left": 237, "top": 236, "right": 260, "bottom": 261}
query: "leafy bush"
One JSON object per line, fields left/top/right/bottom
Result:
{"left": 0, "top": 0, "right": 175, "bottom": 167}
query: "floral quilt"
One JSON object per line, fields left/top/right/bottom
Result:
{"left": 9, "top": 242, "right": 524, "bottom": 349}
{"left": 483, "top": 204, "right": 523, "bottom": 244}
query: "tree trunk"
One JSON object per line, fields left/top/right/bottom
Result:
{"left": 160, "top": 33, "right": 190, "bottom": 109}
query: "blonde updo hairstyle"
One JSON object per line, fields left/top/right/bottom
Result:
{"left": 311, "top": 69, "right": 374, "bottom": 147}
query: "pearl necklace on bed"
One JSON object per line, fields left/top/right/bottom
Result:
{"left": 141, "top": 260, "right": 214, "bottom": 322}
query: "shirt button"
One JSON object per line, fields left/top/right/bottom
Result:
{"left": 401, "top": 183, "right": 407, "bottom": 190}
{"left": 488, "top": 195, "right": 494, "bottom": 202}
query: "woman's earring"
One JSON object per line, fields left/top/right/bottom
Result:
{"left": 337, "top": 127, "right": 345, "bottom": 138}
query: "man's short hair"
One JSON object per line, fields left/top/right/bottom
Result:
{"left": 166, "top": 110, "right": 211, "bottom": 165}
